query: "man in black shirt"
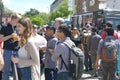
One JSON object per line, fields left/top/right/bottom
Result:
{"left": 0, "top": 13, "right": 21, "bottom": 80}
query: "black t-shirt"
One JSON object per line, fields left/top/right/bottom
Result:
{"left": 0, "top": 23, "right": 19, "bottom": 51}
{"left": 71, "top": 35, "right": 82, "bottom": 47}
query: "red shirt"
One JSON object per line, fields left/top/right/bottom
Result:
{"left": 101, "top": 31, "right": 118, "bottom": 39}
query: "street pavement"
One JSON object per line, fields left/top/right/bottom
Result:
{"left": 40, "top": 70, "right": 103, "bottom": 80}
{"left": 10, "top": 70, "right": 102, "bottom": 80}
{"left": 79, "top": 70, "right": 102, "bottom": 80}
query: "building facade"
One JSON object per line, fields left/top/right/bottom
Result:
{"left": 76, "top": 0, "right": 120, "bottom": 13}
{"left": 104, "top": 0, "right": 120, "bottom": 10}
{"left": 75, "top": 0, "right": 99, "bottom": 13}
{"left": 50, "top": 0, "right": 64, "bottom": 12}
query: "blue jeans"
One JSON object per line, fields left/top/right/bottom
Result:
{"left": 0, "top": 71, "right": 2, "bottom": 80}
{"left": 18, "top": 67, "right": 32, "bottom": 80}
{"left": 45, "top": 68, "right": 57, "bottom": 80}
{"left": 3, "top": 50, "right": 18, "bottom": 80}
{"left": 57, "top": 72, "right": 72, "bottom": 80}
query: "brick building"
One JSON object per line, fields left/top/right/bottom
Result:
{"left": 75, "top": 0, "right": 100, "bottom": 13}
{"left": 75, "top": 0, "right": 120, "bottom": 13}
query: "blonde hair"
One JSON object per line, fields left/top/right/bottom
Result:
{"left": 18, "top": 17, "right": 33, "bottom": 47}
{"left": 11, "top": 13, "right": 21, "bottom": 20}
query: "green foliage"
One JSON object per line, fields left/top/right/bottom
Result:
{"left": 23, "top": 8, "right": 49, "bottom": 26}
{"left": 24, "top": 8, "right": 39, "bottom": 17}
{"left": 30, "top": 16, "right": 44, "bottom": 26}
{"left": 49, "top": 0, "right": 73, "bottom": 21}
{"left": 1, "top": 1, "right": 14, "bottom": 15}
{"left": 38, "top": 12, "right": 49, "bottom": 24}
{"left": 4, "top": 7, "right": 13, "bottom": 14}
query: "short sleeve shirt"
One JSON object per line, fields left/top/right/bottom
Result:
{"left": 31, "top": 34, "right": 47, "bottom": 48}
{"left": 0, "top": 23, "right": 19, "bottom": 51}
{"left": 101, "top": 31, "right": 118, "bottom": 39}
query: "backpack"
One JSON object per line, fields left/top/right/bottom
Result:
{"left": 60, "top": 41, "right": 84, "bottom": 80}
{"left": 102, "top": 38, "right": 117, "bottom": 62}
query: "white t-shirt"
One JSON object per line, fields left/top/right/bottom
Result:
{"left": 31, "top": 34, "right": 47, "bottom": 48}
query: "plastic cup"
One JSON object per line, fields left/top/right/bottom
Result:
{"left": 13, "top": 35, "right": 18, "bottom": 42}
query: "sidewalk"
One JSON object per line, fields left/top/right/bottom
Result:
{"left": 10, "top": 70, "right": 102, "bottom": 80}
{"left": 80, "top": 70, "right": 102, "bottom": 80}
{"left": 40, "top": 70, "right": 103, "bottom": 80}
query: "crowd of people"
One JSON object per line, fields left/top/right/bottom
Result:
{"left": 0, "top": 13, "right": 120, "bottom": 80}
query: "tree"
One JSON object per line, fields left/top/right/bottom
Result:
{"left": 4, "top": 7, "right": 13, "bottom": 14}
{"left": 24, "top": 8, "right": 40, "bottom": 17}
{"left": 49, "top": 11, "right": 58, "bottom": 21}
{"left": 39, "top": 12, "right": 49, "bottom": 24}
{"left": 23, "top": 8, "right": 49, "bottom": 25}
{"left": 49, "top": 0, "right": 72, "bottom": 21}
{"left": 30, "top": 16, "right": 44, "bottom": 26}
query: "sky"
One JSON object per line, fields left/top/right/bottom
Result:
{"left": 2, "top": 0, "right": 55, "bottom": 14}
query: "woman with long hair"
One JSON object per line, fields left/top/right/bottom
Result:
{"left": 71, "top": 27, "right": 84, "bottom": 52}
{"left": 12, "top": 17, "right": 40, "bottom": 80}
